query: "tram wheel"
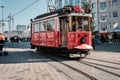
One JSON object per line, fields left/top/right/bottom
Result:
{"left": 80, "top": 53, "right": 87, "bottom": 58}
{"left": 4, "top": 51, "right": 8, "bottom": 56}
{"left": 0, "top": 53, "right": 2, "bottom": 56}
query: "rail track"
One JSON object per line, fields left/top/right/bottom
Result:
{"left": 78, "top": 61, "right": 120, "bottom": 78}
{"left": 41, "top": 53, "right": 97, "bottom": 80}
{"left": 86, "top": 58, "right": 120, "bottom": 65}
{"left": 36, "top": 51, "right": 120, "bottom": 80}
{"left": 37, "top": 51, "right": 97, "bottom": 80}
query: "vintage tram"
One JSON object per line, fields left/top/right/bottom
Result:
{"left": 30, "top": 6, "right": 93, "bottom": 58}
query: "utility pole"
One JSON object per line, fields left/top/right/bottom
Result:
{"left": 97, "top": 0, "right": 100, "bottom": 33}
{"left": 8, "top": 13, "right": 14, "bottom": 32}
{"left": 12, "top": 16, "right": 14, "bottom": 31}
{"left": 0, "top": 5, "right": 4, "bottom": 33}
{"left": 8, "top": 13, "right": 11, "bottom": 33}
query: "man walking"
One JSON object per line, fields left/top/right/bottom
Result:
{"left": 0, "top": 33, "right": 5, "bottom": 56}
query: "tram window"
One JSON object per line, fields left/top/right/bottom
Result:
{"left": 83, "top": 17, "right": 89, "bottom": 31}
{"left": 78, "top": 18, "right": 82, "bottom": 25}
{"left": 34, "top": 23, "right": 40, "bottom": 32}
{"left": 78, "top": 17, "right": 82, "bottom": 29}
{"left": 72, "top": 17, "right": 76, "bottom": 31}
{"left": 40, "top": 22, "right": 46, "bottom": 32}
{"left": 47, "top": 20, "right": 55, "bottom": 31}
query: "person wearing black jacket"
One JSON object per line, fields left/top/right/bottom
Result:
{"left": 0, "top": 33, "right": 5, "bottom": 56}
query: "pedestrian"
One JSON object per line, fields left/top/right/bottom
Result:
{"left": 92, "top": 32, "right": 95, "bottom": 50}
{"left": 0, "top": 33, "right": 5, "bottom": 56}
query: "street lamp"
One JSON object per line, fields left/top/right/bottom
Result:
{"left": 0, "top": 5, "right": 4, "bottom": 33}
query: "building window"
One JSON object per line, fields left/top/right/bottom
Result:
{"left": 109, "top": 0, "right": 111, "bottom": 7}
{"left": 75, "top": 0, "right": 80, "bottom": 5}
{"left": 112, "top": 0, "right": 118, "bottom": 7}
{"left": 69, "top": 0, "right": 74, "bottom": 6}
{"left": 92, "top": 3, "right": 96, "bottom": 9}
{"left": 64, "top": 0, "right": 68, "bottom": 6}
{"left": 112, "top": 11, "right": 118, "bottom": 17}
{"left": 109, "top": 23, "right": 111, "bottom": 29}
{"left": 100, "top": 2, "right": 106, "bottom": 10}
{"left": 92, "top": 12, "right": 96, "bottom": 18}
{"left": 101, "top": 23, "right": 107, "bottom": 31}
{"left": 82, "top": 0, "right": 88, "bottom": 2}
{"left": 59, "top": 0, "right": 62, "bottom": 8}
{"left": 55, "top": 0, "right": 59, "bottom": 9}
{"left": 101, "top": 13, "right": 107, "bottom": 21}
{"left": 92, "top": 12, "right": 96, "bottom": 27}
{"left": 109, "top": 12, "right": 111, "bottom": 17}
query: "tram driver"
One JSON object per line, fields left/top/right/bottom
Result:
{"left": 77, "top": 25, "right": 82, "bottom": 31}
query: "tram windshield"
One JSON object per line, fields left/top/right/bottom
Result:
{"left": 70, "top": 16, "right": 91, "bottom": 32}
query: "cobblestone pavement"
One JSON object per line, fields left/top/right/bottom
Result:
{"left": 0, "top": 42, "right": 68, "bottom": 80}
{"left": 88, "top": 42, "right": 120, "bottom": 63}
{"left": 0, "top": 42, "right": 120, "bottom": 80}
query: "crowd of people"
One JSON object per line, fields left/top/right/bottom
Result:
{"left": 100, "top": 33, "right": 120, "bottom": 43}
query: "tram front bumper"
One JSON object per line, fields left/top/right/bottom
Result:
{"left": 74, "top": 44, "right": 93, "bottom": 50}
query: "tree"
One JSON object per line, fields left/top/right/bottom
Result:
{"left": 82, "top": 1, "right": 92, "bottom": 13}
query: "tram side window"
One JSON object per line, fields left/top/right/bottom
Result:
{"left": 72, "top": 17, "right": 76, "bottom": 31}
{"left": 34, "top": 23, "right": 40, "bottom": 32}
{"left": 47, "top": 20, "right": 55, "bottom": 31}
{"left": 40, "top": 22, "right": 46, "bottom": 32}
{"left": 77, "top": 17, "right": 82, "bottom": 30}
{"left": 83, "top": 17, "right": 89, "bottom": 31}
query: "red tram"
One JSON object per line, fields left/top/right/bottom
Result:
{"left": 30, "top": 6, "right": 93, "bottom": 58}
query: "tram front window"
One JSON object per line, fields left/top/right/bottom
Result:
{"left": 83, "top": 17, "right": 89, "bottom": 31}
{"left": 71, "top": 16, "right": 90, "bottom": 32}
{"left": 77, "top": 17, "right": 89, "bottom": 31}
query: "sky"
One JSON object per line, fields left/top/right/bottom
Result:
{"left": 0, "top": 0, "right": 47, "bottom": 32}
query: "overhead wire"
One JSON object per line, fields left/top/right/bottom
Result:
{"left": 12, "top": 0, "right": 40, "bottom": 17}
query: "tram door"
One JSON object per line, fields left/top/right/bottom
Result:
{"left": 60, "top": 17, "right": 69, "bottom": 47}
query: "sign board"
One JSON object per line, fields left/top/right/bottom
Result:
{"left": 114, "top": 27, "right": 120, "bottom": 32}
{"left": 113, "top": 22, "right": 118, "bottom": 29}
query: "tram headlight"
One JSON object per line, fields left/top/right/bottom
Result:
{"left": 80, "top": 37, "right": 86, "bottom": 44}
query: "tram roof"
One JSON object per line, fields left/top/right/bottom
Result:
{"left": 34, "top": 9, "right": 62, "bottom": 19}
{"left": 68, "top": 13, "right": 92, "bottom": 17}
{"left": 34, "top": 6, "right": 92, "bottom": 20}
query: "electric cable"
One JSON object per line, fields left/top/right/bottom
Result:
{"left": 12, "top": 0, "right": 40, "bottom": 17}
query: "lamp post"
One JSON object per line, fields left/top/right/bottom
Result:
{"left": 0, "top": 5, "right": 4, "bottom": 33}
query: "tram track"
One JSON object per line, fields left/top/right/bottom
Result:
{"left": 78, "top": 61, "right": 120, "bottom": 78}
{"left": 86, "top": 58, "right": 120, "bottom": 65}
{"left": 40, "top": 53, "right": 97, "bottom": 80}
{"left": 80, "top": 60, "right": 120, "bottom": 70}
{"left": 52, "top": 53, "right": 120, "bottom": 78}
{"left": 36, "top": 51, "right": 120, "bottom": 80}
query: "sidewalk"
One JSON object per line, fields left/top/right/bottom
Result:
{"left": 0, "top": 62, "right": 68, "bottom": 80}
{"left": 0, "top": 47, "right": 68, "bottom": 80}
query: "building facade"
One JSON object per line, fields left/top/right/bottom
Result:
{"left": 55, "top": 0, "right": 89, "bottom": 9}
{"left": 55, "top": 0, "right": 120, "bottom": 33}
{"left": 91, "top": 0, "right": 120, "bottom": 33}
{"left": 16, "top": 25, "right": 27, "bottom": 31}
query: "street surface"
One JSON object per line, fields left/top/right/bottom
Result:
{"left": 0, "top": 42, "right": 120, "bottom": 80}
